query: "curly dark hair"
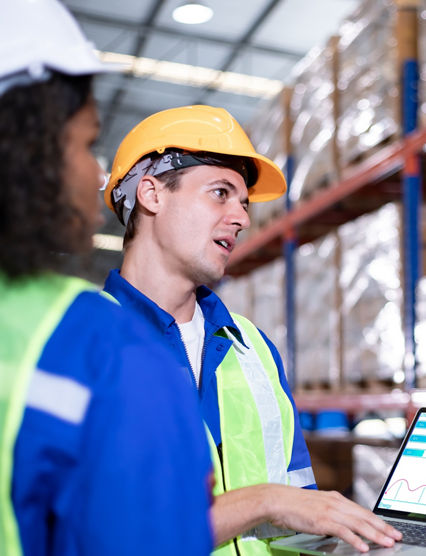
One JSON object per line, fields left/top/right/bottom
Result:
{"left": 0, "top": 72, "right": 93, "bottom": 278}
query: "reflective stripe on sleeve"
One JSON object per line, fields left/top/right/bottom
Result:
{"left": 26, "top": 369, "right": 92, "bottom": 424}
{"left": 288, "top": 466, "right": 316, "bottom": 488}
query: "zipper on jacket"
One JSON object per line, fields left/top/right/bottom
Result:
{"left": 180, "top": 324, "right": 241, "bottom": 554}
{"left": 175, "top": 324, "right": 199, "bottom": 389}
{"left": 198, "top": 335, "right": 208, "bottom": 392}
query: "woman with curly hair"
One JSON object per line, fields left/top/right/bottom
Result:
{"left": 0, "top": 1, "right": 213, "bottom": 555}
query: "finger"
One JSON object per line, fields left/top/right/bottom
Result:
{"left": 325, "top": 509, "right": 398, "bottom": 548}
{"left": 364, "top": 515, "right": 402, "bottom": 541}
{"left": 339, "top": 505, "right": 402, "bottom": 542}
{"left": 340, "top": 519, "right": 399, "bottom": 548}
{"left": 325, "top": 523, "right": 370, "bottom": 553}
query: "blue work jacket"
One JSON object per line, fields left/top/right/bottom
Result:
{"left": 105, "top": 269, "right": 316, "bottom": 489}
{"left": 11, "top": 289, "right": 213, "bottom": 556}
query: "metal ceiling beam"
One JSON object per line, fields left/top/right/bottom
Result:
{"left": 69, "top": 8, "right": 304, "bottom": 60}
{"left": 100, "top": 0, "right": 166, "bottom": 138}
{"left": 194, "top": 0, "right": 285, "bottom": 104}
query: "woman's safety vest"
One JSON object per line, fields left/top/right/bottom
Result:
{"left": 0, "top": 273, "right": 94, "bottom": 556}
{"left": 210, "top": 313, "right": 295, "bottom": 556}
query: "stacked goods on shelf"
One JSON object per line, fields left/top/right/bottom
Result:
{"left": 353, "top": 444, "right": 398, "bottom": 508}
{"left": 288, "top": 41, "right": 337, "bottom": 204}
{"left": 294, "top": 234, "right": 339, "bottom": 388}
{"left": 337, "top": 0, "right": 399, "bottom": 166}
{"left": 415, "top": 279, "right": 426, "bottom": 381}
{"left": 250, "top": 258, "right": 286, "bottom": 358}
{"left": 215, "top": 260, "right": 286, "bottom": 357}
{"left": 414, "top": 220, "right": 426, "bottom": 383}
{"left": 247, "top": 0, "right": 421, "bottom": 225}
{"left": 339, "top": 203, "right": 404, "bottom": 385}
{"left": 247, "top": 92, "right": 289, "bottom": 232}
{"left": 223, "top": 203, "right": 405, "bottom": 389}
{"left": 214, "top": 274, "right": 253, "bottom": 321}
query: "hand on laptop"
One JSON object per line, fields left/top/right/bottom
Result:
{"left": 266, "top": 485, "right": 402, "bottom": 552}
{"left": 211, "top": 483, "right": 402, "bottom": 551}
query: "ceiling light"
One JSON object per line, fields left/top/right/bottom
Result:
{"left": 172, "top": 2, "right": 213, "bottom": 25}
{"left": 97, "top": 51, "right": 283, "bottom": 98}
{"left": 93, "top": 233, "right": 123, "bottom": 252}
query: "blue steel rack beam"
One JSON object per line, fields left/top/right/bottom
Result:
{"left": 226, "top": 129, "right": 426, "bottom": 271}
{"left": 399, "top": 0, "right": 421, "bottom": 390}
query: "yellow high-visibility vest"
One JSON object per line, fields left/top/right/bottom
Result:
{"left": 210, "top": 313, "right": 295, "bottom": 556}
{"left": 0, "top": 274, "right": 93, "bottom": 556}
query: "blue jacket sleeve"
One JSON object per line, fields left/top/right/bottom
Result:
{"left": 12, "top": 291, "right": 213, "bottom": 556}
{"left": 258, "top": 329, "right": 317, "bottom": 490}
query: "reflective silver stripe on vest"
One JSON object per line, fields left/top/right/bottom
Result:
{"left": 26, "top": 369, "right": 91, "bottom": 424}
{"left": 288, "top": 466, "right": 316, "bottom": 488}
{"left": 226, "top": 328, "right": 288, "bottom": 485}
{"left": 243, "top": 523, "right": 295, "bottom": 541}
{"left": 225, "top": 328, "right": 291, "bottom": 542}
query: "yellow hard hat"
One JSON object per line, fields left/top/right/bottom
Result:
{"left": 104, "top": 104, "right": 287, "bottom": 213}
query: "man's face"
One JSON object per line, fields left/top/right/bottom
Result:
{"left": 62, "top": 98, "right": 104, "bottom": 251}
{"left": 154, "top": 164, "right": 251, "bottom": 287}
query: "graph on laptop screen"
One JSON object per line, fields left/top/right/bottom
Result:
{"left": 378, "top": 413, "right": 426, "bottom": 515}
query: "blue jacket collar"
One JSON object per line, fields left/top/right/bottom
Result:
{"left": 104, "top": 269, "right": 245, "bottom": 344}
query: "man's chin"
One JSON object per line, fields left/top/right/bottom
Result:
{"left": 200, "top": 267, "right": 226, "bottom": 289}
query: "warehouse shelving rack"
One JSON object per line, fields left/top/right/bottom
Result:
{"left": 225, "top": 0, "right": 426, "bottom": 420}
{"left": 227, "top": 128, "right": 426, "bottom": 418}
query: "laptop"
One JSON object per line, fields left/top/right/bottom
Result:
{"left": 270, "top": 407, "right": 426, "bottom": 555}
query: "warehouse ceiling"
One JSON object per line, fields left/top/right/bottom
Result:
{"left": 61, "top": 0, "right": 360, "bottom": 284}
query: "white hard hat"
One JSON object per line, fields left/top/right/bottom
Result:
{"left": 0, "top": 0, "right": 115, "bottom": 95}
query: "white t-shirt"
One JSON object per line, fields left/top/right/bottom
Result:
{"left": 177, "top": 302, "right": 205, "bottom": 387}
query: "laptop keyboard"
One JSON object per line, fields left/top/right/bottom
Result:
{"left": 385, "top": 520, "right": 426, "bottom": 547}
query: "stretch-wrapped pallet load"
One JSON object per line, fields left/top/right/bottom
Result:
{"left": 415, "top": 275, "right": 426, "bottom": 382}
{"left": 215, "top": 275, "right": 253, "bottom": 322}
{"left": 337, "top": 0, "right": 399, "bottom": 166}
{"left": 248, "top": 92, "right": 289, "bottom": 231}
{"left": 289, "top": 42, "right": 337, "bottom": 204}
{"left": 295, "top": 233, "right": 339, "bottom": 388}
{"left": 251, "top": 258, "right": 286, "bottom": 360}
{"left": 353, "top": 444, "right": 399, "bottom": 508}
{"left": 339, "top": 203, "right": 404, "bottom": 385}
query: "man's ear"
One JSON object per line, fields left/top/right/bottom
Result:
{"left": 135, "top": 175, "right": 163, "bottom": 214}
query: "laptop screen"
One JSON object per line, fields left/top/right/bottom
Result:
{"left": 374, "top": 408, "right": 426, "bottom": 521}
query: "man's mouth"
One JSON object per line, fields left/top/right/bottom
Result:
{"left": 214, "top": 239, "right": 233, "bottom": 252}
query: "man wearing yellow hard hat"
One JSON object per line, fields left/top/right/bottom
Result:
{"left": 104, "top": 105, "right": 401, "bottom": 555}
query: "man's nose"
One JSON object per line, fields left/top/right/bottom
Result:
{"left": 226, "top": 202, "right": 250, "bottom": 230}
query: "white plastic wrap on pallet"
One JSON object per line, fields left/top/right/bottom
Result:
{"left": 339, "top": 203, "right": 404, "bottom": 383}
{"left": 415, "top": 277, "right": 426, "bottom": 378}
{"left": 215, "top": 275, "right": 253, "bottom": 322}
{"left": 295, "top": 234, "right": 339, "bottom": 386}
{"left": 353, "top": 444, "right": 399, "bottom": 509}
{"left": 289, "top": 45, "right": 336, "bottom": 203}
{"left": 250, "top": 258, "right": 286, "bottom": 361}
{"left": 249, "top": 95, "right": 288, "bottom": 229}
{"left": 338, "top": 0, "right": 399, "bottom": 166}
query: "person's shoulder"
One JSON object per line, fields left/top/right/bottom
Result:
{"left": 39, "top": 289, "right": 150, "bottom": 384}
{"left": 43, "top": 288, "right": 195, "bottom": 391}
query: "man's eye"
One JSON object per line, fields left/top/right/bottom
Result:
{"left": 214, "top": 188, "right": 227, "bottom": 199}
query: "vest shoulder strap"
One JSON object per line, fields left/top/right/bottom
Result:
{"left": 0, "top": 273, "right": 95, "bottom": 556}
